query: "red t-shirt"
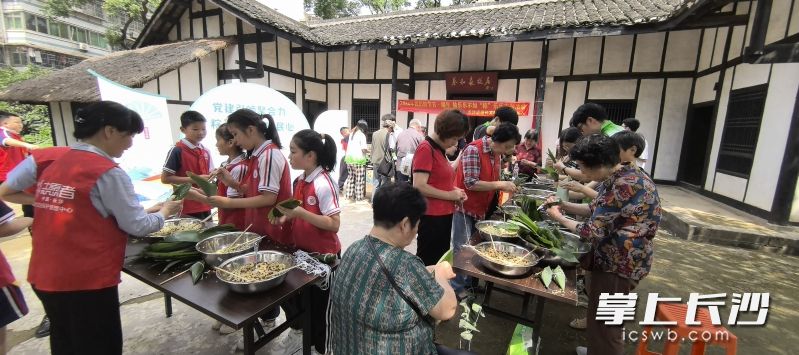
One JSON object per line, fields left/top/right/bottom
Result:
{"left": 0, "top": 129, "right": 28, "bottom": 181}
{"left": 412, "top": 137, "right": 456, "bottom": 216}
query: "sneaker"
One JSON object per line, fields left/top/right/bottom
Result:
{"left": 268, "top": 328, "right": 303, "bottom": 355}
{"left": 569, "top": 317, "right": 587, "bottom": 330}
{"left": 35, "top": 316, "right": 50, "bottom": 338}
{"left": 235, "top": 318, "right": 277, "bottom": 351}
{"left": 575, "top": 346, "right": 587, "bottom": 355}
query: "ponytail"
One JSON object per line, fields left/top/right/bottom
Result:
{"left": 292, "top": 129, "right": 338, "bottom": 172}
{"left": 227, "top": 109, "right": 282, "bottom": 149}
{"left": 261, "top": 114, "right": 282, "bottom": 149}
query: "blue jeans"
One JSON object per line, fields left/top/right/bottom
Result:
{"left": 450, "top": 211, "right": 476, "bottom": 294}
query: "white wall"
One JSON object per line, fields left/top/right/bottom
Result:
{"left": 653, "top": 78, "right": 692, "bottom": 181}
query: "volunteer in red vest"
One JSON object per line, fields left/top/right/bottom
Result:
{"left": 0, "top": 101, "right": 182, "bottom": 354}
{"left": 271, "top": 129, "right": 341, "bottom": 354}
{"left": 451, "top": 122, "right": 520, "bottom": 299}
{"left": 161, "top": 111, "right": 213, "bottom": 219}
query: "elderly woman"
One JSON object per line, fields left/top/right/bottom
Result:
{"left": 515, "top": 129, "right": 541, "bottom": 178}
{"left": 546, "top": 134, "right": 661, "bottom": 355}
{"left": 329, "top": 182, "right": 458, "bottom": 354}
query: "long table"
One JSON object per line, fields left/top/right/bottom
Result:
{"left": 453, "top": 233, "right": 579, "bottom": 354}
{"left": 123, "top": 239, "right": 320, "bottom": 355}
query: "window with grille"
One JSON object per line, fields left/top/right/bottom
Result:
{"left": 716, "top": 85, "right": 767, "bottom": 178}
{"left": 352, "top": 99, "right": 380, "bottom": 143}
{"left": 587, "top": 100, "right": 637, "bottom": 126}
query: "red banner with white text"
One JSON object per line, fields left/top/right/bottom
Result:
{"left": 397, "top": 99, "right": 530, "bottom": 117}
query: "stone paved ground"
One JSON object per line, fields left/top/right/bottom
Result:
{"left": 3, "top": 192, "right": 798, "bottom": 354}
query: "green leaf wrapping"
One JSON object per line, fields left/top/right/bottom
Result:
{"left": 187, "top": 171, "right": 217, "bottom": 196}
{"left": 170, "top": 183, "right": 191, "bottom": 200}
{"left": 459, "top": 319, "right": 479, "bottom": 332}
{"left": 552, "top": 248, "right": 578, "bottom": 263}
{"left": 437, "top": 249, "right": 453, "bottom": 265}
{"left": 190, "top": 261, "right": 205, "bottom": 284}
{"left": 553, "top": 265, "right": 566, "bottom": 290}
{"left": 460, "top": 331, "right": 474, "bottom": 342}
{"left": 165, "top": 231, "right": 202, "bottom": 243}
{"left": 547, "top": 149, "right": 557, "bottom": 164}
{"left": 267, "top": 199, "right": 303, "bottom": 223}
{"left": 540, "top": 266, "right": 553, "bottom": 289}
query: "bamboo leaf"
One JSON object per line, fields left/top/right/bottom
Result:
{"left": 460, "top": 331, "right": 473, "bottom": 342}
{"left": 267, "top": 199, "right": 303, "bottom": 223}
{"left": 540, "top": 266, "right": 553, "bottom": 288}
{"left": 471, "top": 303, "right": 482, "bottom": 314}
{"left": 553, "top": 265, "right": 566, "bottom": 290}
{"left": 170, "top": 183, "right": 191, "bottom": 200}
{"left": 190, "top": 261, "right": 205, "bottom": 284}
{"left": 460, "top": 301, "right": 471, "bottom": 318}
{"left": 164, "top": 231, "right": 203, "bottom": 243}
{"left": 187, "top": 171, "right": 217, "bottom": 196}
{"left": 552, "top": 248, "right": 578, "bottom": 263}
{"left": 437, "top": 249, "right": 453, "bottom": 265}
{"left": 459, "top": 319, "right": 480, "bottom": 332}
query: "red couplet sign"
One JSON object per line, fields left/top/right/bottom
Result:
{"left": 396, "top": 99, "right": 530, "bottom": 117}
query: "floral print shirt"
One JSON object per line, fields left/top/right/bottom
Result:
{"left": 576, "top": 163, "right": 661, "bottom": 281}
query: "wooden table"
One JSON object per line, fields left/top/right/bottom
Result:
{"left": 123, "top": 239, "right": 320, "bottom": 355}
{"left": 453, "top": 235, "right": 579, "bottom": 354}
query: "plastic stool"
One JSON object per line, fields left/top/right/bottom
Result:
{"left": 636, "top": 303, "right": 737, "bottom": 355}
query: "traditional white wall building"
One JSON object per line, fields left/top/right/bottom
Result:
{"left": 1, "top": 0, "right": 798, "bottom": 224}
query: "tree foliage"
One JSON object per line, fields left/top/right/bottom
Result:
{"left": 358, "top": 0, "right": 409, "bottom": 14}
{"left": 304, "top": 0, "right": 360, "bottom": 19}
{"left": 416, "top": 0, "right": 478, "bottom": 9}
{"left": 0, "top": 66, "right": 53, "bottom": 147}
{"left": 42, "top": 0, "right": 160, "bottom": 49}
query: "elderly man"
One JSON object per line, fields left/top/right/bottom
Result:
{"left": 371, "top": 114, "right": 395, "bottom": 202}
{"left": 394, "top": 119, "right": 425, "bottom": 183}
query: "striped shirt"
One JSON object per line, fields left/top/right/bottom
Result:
{"left": 330, "top": 236, "right": 443, "bottom": 355}
{"left": 461, "top": 136, "right": 495, "bottom": 189}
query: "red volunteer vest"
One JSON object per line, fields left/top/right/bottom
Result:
{"left": 29, "top": 150, "right": 127, "bottom": 291}
{"left": 0, "top": 131, "right": 28, "bottom": 181}
{"left": 454, "top": 139, "right": 500, "bottom": 219}
{"left": 217, "top": 159, "right": 246, "bottom": 230}
{"left": 291, "top": 173, "right": 341, "bottom": 254}
{"left": 244, "top": 143, "right": 292, "bottom": 245}
{"left": 175, "top": 141, "right": 212, "bottom": 215}
{"left": 26, "top": 147, "right": 71, "bottom": 194}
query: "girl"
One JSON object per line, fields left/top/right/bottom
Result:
{"left": 0, "top": 101, "right": 181, "bottom": 354}
{"left": 211, "top": 123, "right": 247, "bottom": 230}
{"left": 207, "top": 110, "right": 292, "bottom": 246}
{"left": 343, "top": 120, "right": 368, "bottom": 202}
{"left": 272, "top": 129, "right": 342, "bottom": 354}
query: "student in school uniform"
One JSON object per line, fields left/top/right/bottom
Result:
{"left": 162, "top": 111, "right": 213, "bottom": 219}
{"left": 272, "top": 129, "right": 342, "bottom": 355}
{"left": 0, "top": 200, "right": 33, "bottom": 354}
{"left": 210, "top": 123, "right": 247, "bottom": 230}
{"left": 0, "top": 101, "right": 182, "bottom": 355}
{"left": 205, "top": 109, "right": 291, "bottom": 349}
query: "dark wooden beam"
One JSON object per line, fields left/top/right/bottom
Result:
{"left": 413, "top": 69, "right": 540, "bottom": 81}
{"left": 678, "top": 13, "right": 749, "bottom": 29}
{"left": 387, "top": 49, "right": 412, "bottom": 67}
{"left": 239, "top": 59, "right": 327, "bottom": 85}
{"left": 190, "top": 8, "right": 221, "bottom": 19}
{"left": 397, "top": 83, "right": 410, "bottom": 94}
{"left": 554, "top": 71, "right": 695, "bottom": 82}
{"left": 239, "top": 32, "right": 275, "bottom": 44}
{"left": 218, "top": 69, "right": 263, "bottom": 80}
{"left": 744, "top": 0, "right": 772, "bottom": 62}
{"left": 753, "top": 43, "right": 799, "bottom": 63}
{"left": 771, "top": 88, "right": 799, "bottom": 224}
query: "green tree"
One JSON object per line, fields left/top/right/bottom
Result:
{"left": 0, "top": 66, "right": 53, "bottom": 147}
{"left": 304, "top": 0, "right": 361, "bottom": 19}
{"left": 359, "top": 0, "right": 409, "bottom": 14}
{"left": 416, "top": 0, "right": 478, "bottom": 9}
{"left": 42, "top": 0, "right": 160, "bottom": 49}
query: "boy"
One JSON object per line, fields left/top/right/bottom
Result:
{"left": 472, "top": 106, "right": 519, "bottom": 140}
{"left": 612, "top": 131, "right": 645, "bottom": 165}
{"left": 0, "top": 112, "right": 38, "bottom": 186}
{"left": 162, "top": 111, "right": 213, "bottom": 218}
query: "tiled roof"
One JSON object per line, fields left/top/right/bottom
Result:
{"left": 211, "top": 0, "right": 697, "bottom": 47}
{"left": 0, "top": 38, "right": 233, "bottom": 102}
